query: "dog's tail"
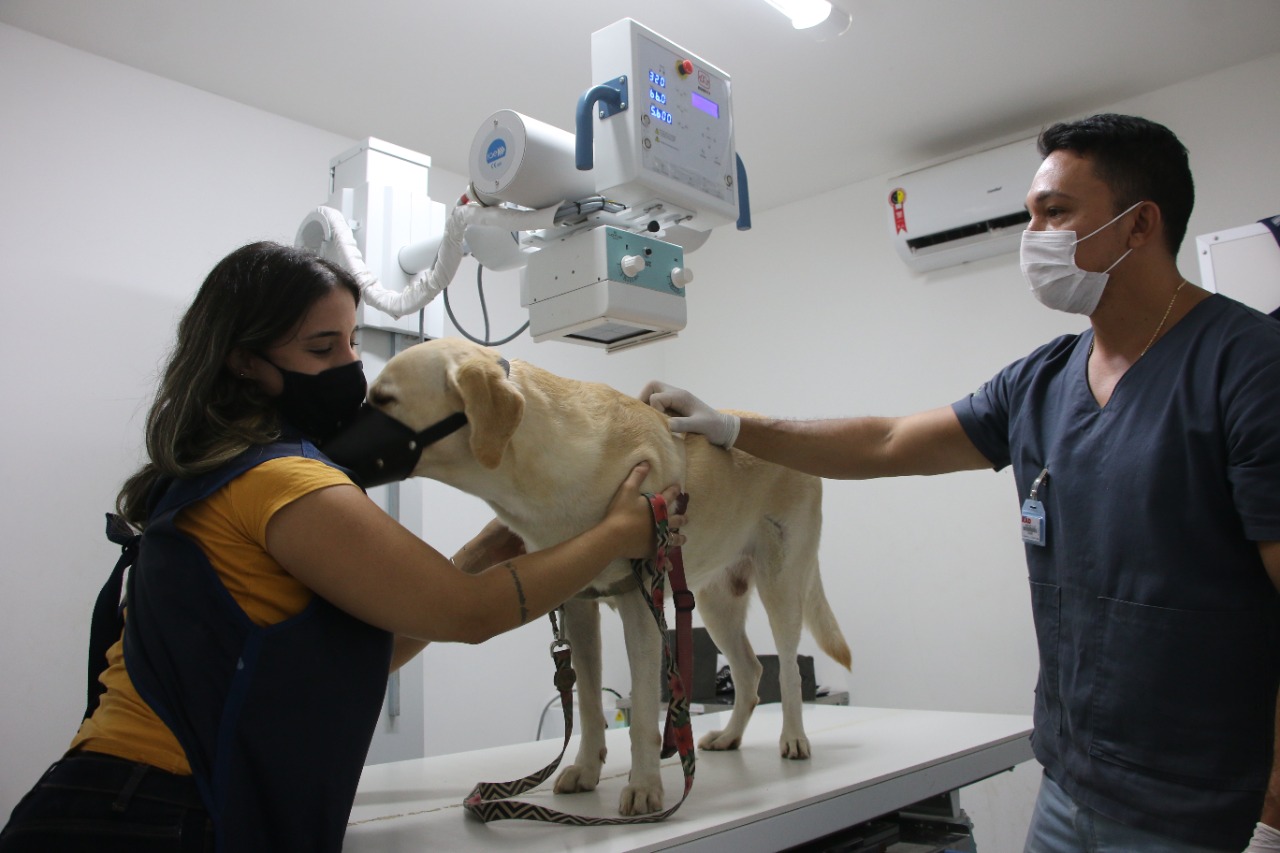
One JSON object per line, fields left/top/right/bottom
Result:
{"left": 804, "top": 572, "right": 852, "bottom": 671}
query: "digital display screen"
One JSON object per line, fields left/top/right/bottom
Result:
{"left": 649, "top": 68, "right": 672, "bottom": 124}
{"left": 691, "top": 91, "right": 719, "bottom": 119}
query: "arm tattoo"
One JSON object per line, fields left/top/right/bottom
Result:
{"left": 505, "top": 562, "right": 529, "bottom": 625}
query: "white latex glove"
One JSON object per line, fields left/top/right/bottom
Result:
{"left": 640, "top": 381, "right": 740, "bottom": 449}
{"left": 1246, "top": 821, "right": 1280, "bottom": 852}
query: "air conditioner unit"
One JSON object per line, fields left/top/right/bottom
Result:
{"left": 887, "top": 137, "right": 1042, "bottom": 273}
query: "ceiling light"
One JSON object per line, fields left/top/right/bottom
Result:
{"left": 761, "top": 0, "right": 852, "bottom": 39}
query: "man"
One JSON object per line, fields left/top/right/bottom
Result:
{"left": 643, "top": 114, "right": 1280, "bottom": 853}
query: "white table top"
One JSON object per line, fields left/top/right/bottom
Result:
{"left": 346, "top": 704, "right": 1033, "bottom": 852}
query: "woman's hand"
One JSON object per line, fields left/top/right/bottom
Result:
{"left": 602, "top": 462, "right": 688, "bottom": 560}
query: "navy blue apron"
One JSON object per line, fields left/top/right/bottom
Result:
{"left": 92, "top": 438, "right": 392, "bottom": 852}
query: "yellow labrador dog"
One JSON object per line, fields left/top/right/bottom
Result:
{"left": 367, "top": 337, "right": 851, "bottom": 816}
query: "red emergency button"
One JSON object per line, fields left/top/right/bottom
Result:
{"left": 676, "top": 59, "right": 694, "bottom": 77}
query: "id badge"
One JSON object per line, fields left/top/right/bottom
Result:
{"left": 1021, "top": 499, "right": 1047, "bottom": 547}
{"left": 1020, "top": 467, "right": 1049, "bottom": 547}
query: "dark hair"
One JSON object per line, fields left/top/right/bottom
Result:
{"left": 1038, "top": 113, "right": 1194, "bottom": 254}
{"left": 116, "top": 242, "right": 361, "bottom": 527}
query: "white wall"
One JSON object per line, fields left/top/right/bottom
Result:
{"left": 3, "top": 20, "right": 1278, "bottom": 850}
{"left": 0, "top": 22, "right": 348, "bottom": 815}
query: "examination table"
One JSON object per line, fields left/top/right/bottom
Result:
{"left": 346, "top": 704, "right": 1033, "bottom": 851}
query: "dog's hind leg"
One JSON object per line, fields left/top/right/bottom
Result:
{"left": 615, "top": 587, "right": 665, "bottom": 815}
{"left": 696, "top": 560, "right": 762, "bottom": 752}
{"left": 755, "top": 520, "right": 817, "bottom": 760}
{"left": 553, "top": 598, "right": 607, "bottom": 795}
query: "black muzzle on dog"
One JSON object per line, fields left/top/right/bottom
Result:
{"left": 321, "top": 404, "right": 468, "bottom": 489}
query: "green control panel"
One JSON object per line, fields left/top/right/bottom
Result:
{"left": 603, "top": 227, "right": 686, "bottom": 297}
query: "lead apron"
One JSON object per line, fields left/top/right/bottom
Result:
{"left": 122, "top": 440, "right": 393, "bottom": 853}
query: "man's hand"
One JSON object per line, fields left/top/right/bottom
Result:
{"left": 640, "top": 381, "right": 740, "bottom": 449}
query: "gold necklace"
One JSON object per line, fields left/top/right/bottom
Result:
{"left": 1140, "top": 278, "right": 1188, "bottom": 357}
{"left": 1089, "top": 278, "right": 1188, "bottom": 359}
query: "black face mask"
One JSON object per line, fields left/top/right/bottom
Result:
{"left": 267, "top": 359, "right": 367, "bottom": 443}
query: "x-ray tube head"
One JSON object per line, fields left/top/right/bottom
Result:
{"left": 470, "top": 110, "right": 595, "bottom": 209}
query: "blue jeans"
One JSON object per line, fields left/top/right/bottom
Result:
{"left": 1024, "top": 771, "right": 1234, "bottom": 853}
{"left": 0, "top": 752, "right": 214, "bottom": 852}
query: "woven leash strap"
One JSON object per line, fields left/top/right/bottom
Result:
{"left": 663, "top": 492, "right": 694, "bottom": 758}
{"left": 463, "top": 492, "right": 697, "bottom": 825}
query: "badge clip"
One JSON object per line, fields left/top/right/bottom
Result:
{"left": 1021, "top": 467, "right": 1049, "bottom": 547}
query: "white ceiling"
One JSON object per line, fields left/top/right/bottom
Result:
{"left": 5, "top": 0, "right": 1280, "bottom": 213}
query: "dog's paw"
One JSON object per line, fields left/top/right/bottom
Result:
{"left": 697, "top": 729, "right": 743, "bottom": 751}
{"left": 779, "top": 735, "right": 811, "bottom": 760}
{"left": 618, "top": 780, "right": 664, "bottom": 815}
{"left": 553, "top": 763, "right": 601, "bottom": 794}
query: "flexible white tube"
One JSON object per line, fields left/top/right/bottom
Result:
{"left": 308, "top": 201, "right": 557, "bottom": 319}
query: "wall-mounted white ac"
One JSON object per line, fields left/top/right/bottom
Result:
{"left": 887, "top": 137, "right": 1042, "bottom": 273}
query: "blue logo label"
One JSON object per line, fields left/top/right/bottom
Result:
{"left": 486, "top": 139, "right": 507, "bottom": 166}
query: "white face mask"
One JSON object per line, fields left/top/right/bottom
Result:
{"left": 1020, "top": 201, "right": 1143, "bottom": 315}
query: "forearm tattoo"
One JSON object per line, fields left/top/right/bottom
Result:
{"left": 505, "top": 562, "right": 529, "bottom": 625}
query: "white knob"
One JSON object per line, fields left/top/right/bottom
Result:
{"left": 620, "top": 254, "right": 646, "bottom": 277}
{"left": 670, "top": 267, "right": 694, "bottom": 289}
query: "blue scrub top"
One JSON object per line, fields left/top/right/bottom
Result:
{"left": 952, "top": 294, "right": 1280, "bottom": 848}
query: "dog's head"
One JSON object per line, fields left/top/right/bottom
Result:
{"left": 369, "top": 338, "right": 524, "bottom": 472}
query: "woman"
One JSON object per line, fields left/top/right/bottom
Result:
{"left": 0, "top": 241, "right": 683, "bottom": 852}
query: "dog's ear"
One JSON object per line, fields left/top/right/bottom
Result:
{"left": 453, "top": 357, "right": 524, "bottom": 469}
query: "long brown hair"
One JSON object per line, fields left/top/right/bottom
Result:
{"left": 116, "top": 242, "right": 360, "bottom": 527}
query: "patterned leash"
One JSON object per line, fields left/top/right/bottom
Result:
{"left": 463, "top": 492, "right": 696, "bottom": 825}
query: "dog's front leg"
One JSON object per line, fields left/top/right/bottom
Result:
{"left": 616, "top": 587, "right": 665, "bottom": 815}
{"left": 553, "top": 598, "right": 607, "bottom": 794}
